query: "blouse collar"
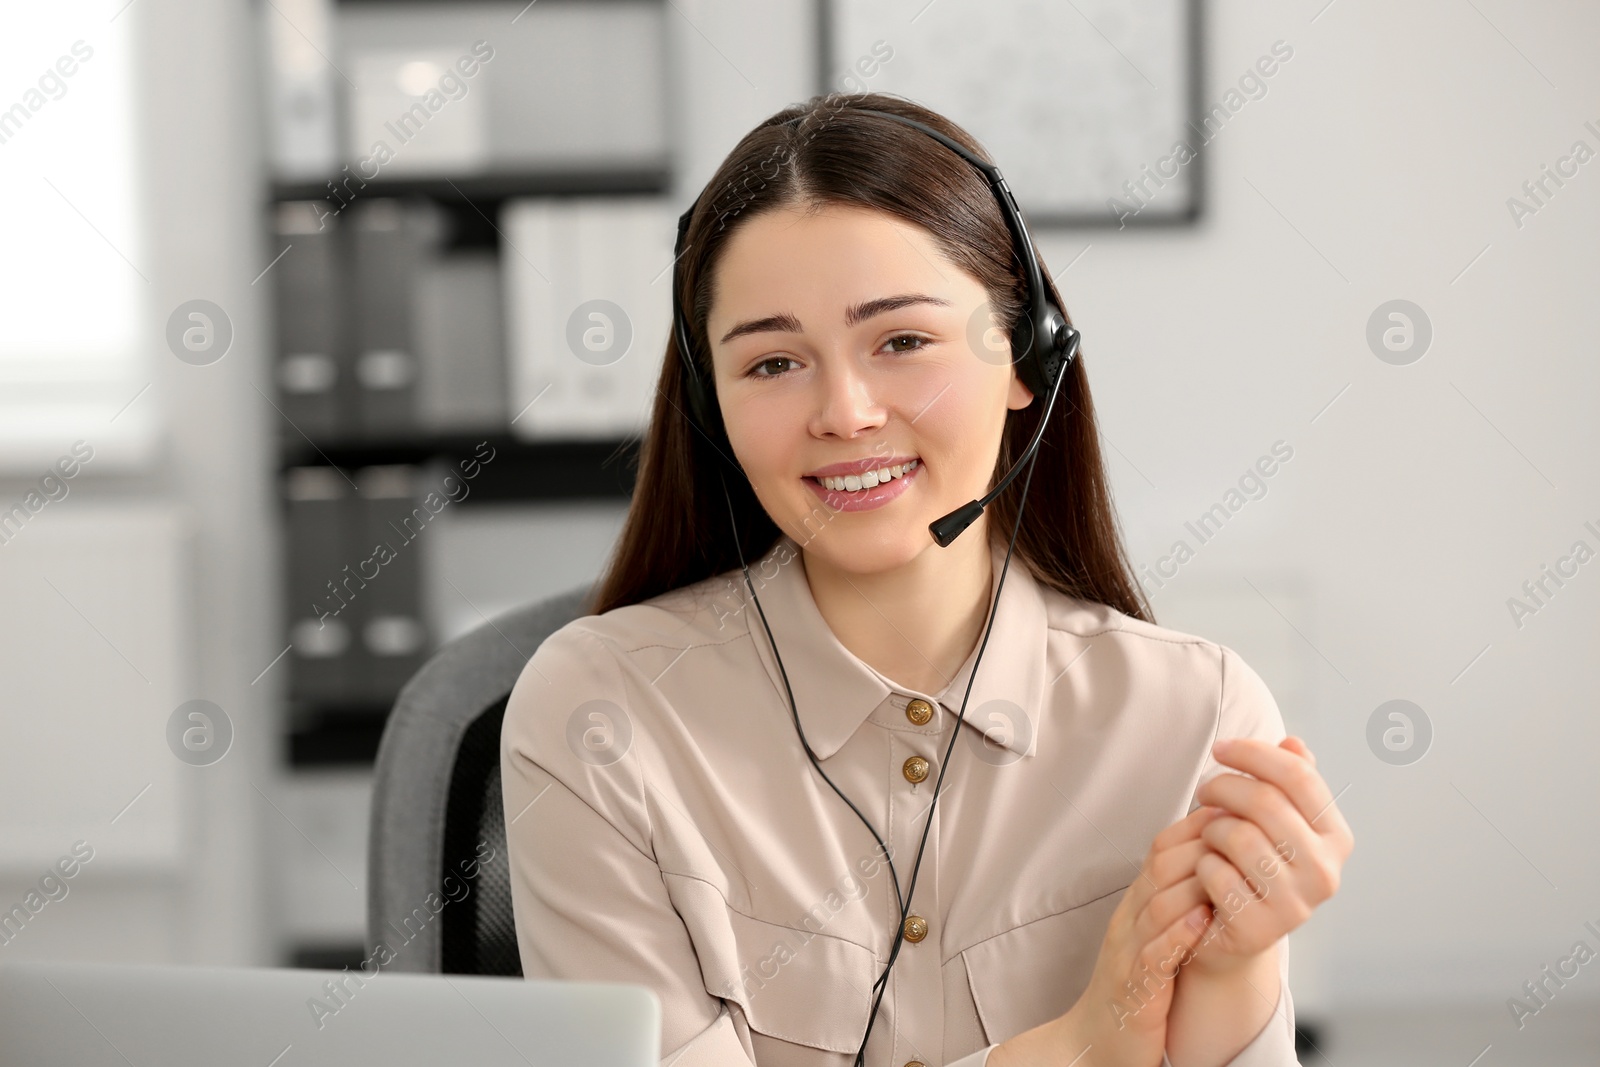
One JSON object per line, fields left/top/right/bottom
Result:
{"left": 736, "top": 533, "right": 1049, "bottom": 761}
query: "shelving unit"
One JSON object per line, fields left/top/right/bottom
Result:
{"left": 280, "top": 433, "right": 641, "bottom": 769}
{"left": 270, "top": 166, "right": 671, "bottom": 205}
{"left": 260, "top": 0, "right": 673, "bottom": 969}
{"left": 278, "top": 434, "right": 642, "bottom": 504}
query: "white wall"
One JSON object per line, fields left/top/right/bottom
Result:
{"left": 1054, "top": 0, "right": 1600, "bottom": 1007}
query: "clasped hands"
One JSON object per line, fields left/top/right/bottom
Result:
{"left": 1016, "top": 735, "right": 1355, "bottom": 1067}
{"left": 1159, "top": 735, "right": 1352, "bottom": 971}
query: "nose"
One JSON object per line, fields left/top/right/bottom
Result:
{"left": 807, "top": 354, "right": 887, "bottom": 440}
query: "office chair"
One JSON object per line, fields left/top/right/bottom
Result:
{"left": 367, "top": 581, "right": 595, "bottom": 975}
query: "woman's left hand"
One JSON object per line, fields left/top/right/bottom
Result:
{"left": 1187, "top": 735, "right": 1355, "bottom": 970}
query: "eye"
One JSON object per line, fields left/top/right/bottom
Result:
{"left": 883, "top": 334, "right": 931, "bottom": 354}
{"left": 748, "top": 355, "right": 800, "bottom": 379}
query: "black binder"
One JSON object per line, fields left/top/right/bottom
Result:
{"left": 284, "top": 466, "right": 359, "bottom": 705}
{"left": 273, "top": 202, "right": 347, "bottom": 442}
{"left": 349, "top": 199, "right": 448, "bottom": 440}
{"left": 352, "top": 464, "right": 431, "bottom": 703}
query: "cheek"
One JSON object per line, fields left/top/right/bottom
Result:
{"left": 724, "top": 392, "right": 803, "bottom": 482}
{"left": 910, "top": 375, "right": 1007, "bottom": 474}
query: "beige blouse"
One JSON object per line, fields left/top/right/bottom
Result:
{"left": 500, "top": 533, "right": 1299, "bottom": 1067}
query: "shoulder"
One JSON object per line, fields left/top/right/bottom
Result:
{"left": 504, "top": 564, "right": 751, "bottom": 739}
{"left": 1037, "top": 584, "right": 1280, "bottom": 732}
{"left": 1039, "top": 584, "right": 1216, "bottom": 660}
{"left": 536, "top": 565, "right": 751, "bottom": 669}
{"left": 499, "top": 572, "right": 743, "bottom": 846}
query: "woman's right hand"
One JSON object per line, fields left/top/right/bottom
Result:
{"left": 988, "top": 805, "right": 1223, "bottom": 1067}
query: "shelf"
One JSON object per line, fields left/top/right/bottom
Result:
{"left": 288, "top": 942, "right": 368, "bottom": 971}
{"left": 270, "top": 166, "right": 672, "bottom": 207}
{"left": 278, "top": 432, "right": 641, "bottom": 503}
{"left": 288, "top": 708, "right": 392, "bottom": 767}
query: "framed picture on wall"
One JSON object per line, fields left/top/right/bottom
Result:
{"left": 821, "top": 0, "right": 1205, "bottom": 228}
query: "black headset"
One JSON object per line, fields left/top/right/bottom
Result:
{"left": 669, "top": 104, "right": 1082, "bottom": 1066}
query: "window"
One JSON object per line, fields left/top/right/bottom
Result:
{"left": 0, "top": 6, "right": 150, "bottom": 470}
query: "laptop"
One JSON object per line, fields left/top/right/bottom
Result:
{"left": 0, "top": 961, "right": 660, "bottom": 1066}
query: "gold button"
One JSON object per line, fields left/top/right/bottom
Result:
{"left": 903, "top": 915, "right": 928, "bottom": 943}
{"left": 905, "top": 698, "right": 934, "bottom": 725}
{"left": 906, "top": 1062, "right": 927, "bottom": 1067}
{"left": 902, "top": 756, "right": 930, "bottom": 784}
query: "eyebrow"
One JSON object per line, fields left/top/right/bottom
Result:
{"left": 717, "top": 293, "right": 952, "bottom": 345}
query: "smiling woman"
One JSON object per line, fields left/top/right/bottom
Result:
{"left": 501, "top": 91, "right": 1348, "bottom": 1067}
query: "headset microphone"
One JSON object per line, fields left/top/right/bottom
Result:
{"left": 928, "top": 323, "right": 1079, "bottom": 547}
{"left": 672, "top": 104, "right": 1080, "bottom": 1066}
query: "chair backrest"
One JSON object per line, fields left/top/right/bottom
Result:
{"left": 368, "top": 582, "right": 594, "bottom": 974}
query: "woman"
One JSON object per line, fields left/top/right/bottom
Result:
{"left": 500, "top": 92, "right": 1353, "bottom": 1067}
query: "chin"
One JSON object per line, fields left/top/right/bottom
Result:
{"left": 788, "top": 518, "right": 933, "bottom": 573}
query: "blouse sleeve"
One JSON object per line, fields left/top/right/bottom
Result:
{"left": 1190, "top": 644, "right": 1291, "bottom": 811}
{"left": 1161, "top": 644, "right": 1301, "bottom": 1065}
{"left": 500, "top": 627, "right": 755, "bottom": 1066}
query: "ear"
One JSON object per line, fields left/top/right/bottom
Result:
{"left": 1006, "top": 364, "right": 1035, "bottom": 410}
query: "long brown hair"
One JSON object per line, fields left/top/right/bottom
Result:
{"left": 588, "top": 91, "right": 1153, "bottom": 624}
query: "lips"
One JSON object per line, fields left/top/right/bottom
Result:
{"left": 802, "top": 454, "right": 920, "bottom": 479}
{"left": 802, "top": 458, "right": 921, "bottom": 513}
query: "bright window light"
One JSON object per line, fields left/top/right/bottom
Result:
{"left": 0, "top": 4, "right": 147, "bottom": 468}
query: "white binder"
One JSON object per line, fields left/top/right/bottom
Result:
{"left": 502, "top": 197, "right": 675, "bottom": 440}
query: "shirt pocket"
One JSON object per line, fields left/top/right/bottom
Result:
{"left": 670, "top": 874, "right": 882, "bottom": 1057}
{"left": 961, "top": 884, "right": 1128, "bottom": 1047}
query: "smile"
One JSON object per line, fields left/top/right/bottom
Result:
{"left": 802, "top": 459, "right": 921, "bottom": 513}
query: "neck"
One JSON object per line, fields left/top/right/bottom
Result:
{"left": 799, "top": 522, "right": 996, "bottom": 696}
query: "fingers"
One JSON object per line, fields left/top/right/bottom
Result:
{"left": 1146, "top": 836, "right": 1215, "bottom": 893}
{"left": 1134, "top": 872, "right": 1212, "bottom": 946}
{"left": 1138, "top": 898, "right": 1213, "bottom": 987}
{"left": 1196, "top": 814, "right": 1281, "bottom": 904}
{"left": 1151, "top": 802, "right": 1226, "bottom": 854}
{"left": 1206, "top": 736, "right": 1351, "bottom": 844}
{"left": 1195, "top": 774, "right": 1304, "bottom": 868}
{"left": 1145, "top": 736, "right": 1352, "bottom": 972}
{"left": 1281, "top": 735, "right": 1315, "bottom": 767}
{"left": 1135, "top": 806, "right": 1226, "bottom": 901}
{"left": 1191, "top": 849, "right": 1288, "bottom": 960}
{"left": 1092, "top": 891, "right": 1213, "bottom": 1048}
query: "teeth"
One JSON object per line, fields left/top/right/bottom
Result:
{"left": 817, "top": 458, "right": 918, "bottom": 493}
